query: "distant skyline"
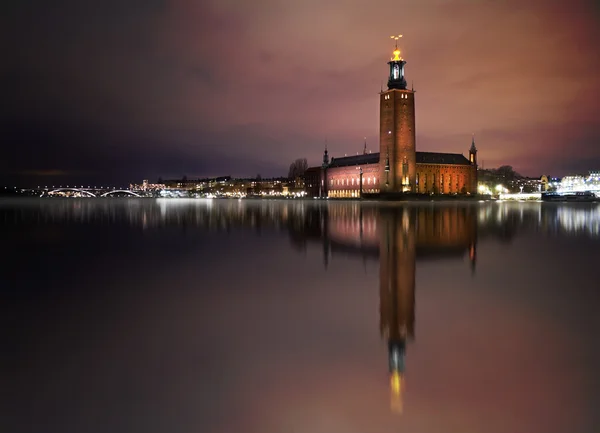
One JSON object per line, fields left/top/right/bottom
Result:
{"left": 2, "top": 0, "right": 600, "bottom": 185}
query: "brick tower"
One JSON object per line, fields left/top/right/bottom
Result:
{"left": 379, "top": 35, "right": 416, "bottom": 193}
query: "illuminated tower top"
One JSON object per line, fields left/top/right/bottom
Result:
{"left": 391, "top": 35, "right": 403, "bottom": 61}
{"left": 388, "top": 35, "right": 407, "bottom": 90}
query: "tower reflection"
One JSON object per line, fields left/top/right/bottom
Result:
{"left": 322, "top": 204, "right": 478, "bottom": 413}
{"left": 379, "top": 208, "right": 415, "bottom": 414}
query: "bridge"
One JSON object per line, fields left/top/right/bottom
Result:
{"left": 43, "top": 187, "right": 143, "bottom": 198}
{"left": 99, "top": 190, "right": 141, "bottom": 197}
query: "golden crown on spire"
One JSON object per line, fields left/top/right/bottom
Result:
{"left": 390, "top": 34, "right": 403, "bottom": 61}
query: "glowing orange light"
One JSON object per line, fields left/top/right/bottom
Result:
{"left": 390, "top": 34, "right": 403, "bottom": 61}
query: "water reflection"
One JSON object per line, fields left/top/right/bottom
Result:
{"left": 2, "top": 198, "right": 600, "bottom": 432}
{"left": 4, "top": 198, "right": 599, "bottom": 240}
{"left": 290, "top": 205, "right": 479, "bottom": 413}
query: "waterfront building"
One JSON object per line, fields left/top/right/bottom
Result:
{"left": 557, "top": 171, "right": 600, "bottom": 194}
{"left": 306, "top": 38, "right": 478, "bottom": 198}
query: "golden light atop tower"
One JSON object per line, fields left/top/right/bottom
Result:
{"left": 390, "top": 34, "right": 403, "bottom": 61}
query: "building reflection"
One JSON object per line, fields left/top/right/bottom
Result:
{"left": 384, "top": 207, "right": 477, "bottom": 412}
{"left": 9, "top": 198, "right": 598, "bottom": 239}
{"left": 274, "top": 202, "right": 481, "bottom": 414}
{"left": 378, "top": 207, "right": 416, "bottom": 414}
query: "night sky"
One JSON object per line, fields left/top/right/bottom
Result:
{"left": 2, "top": 0, "right": 599, "bottom": 186}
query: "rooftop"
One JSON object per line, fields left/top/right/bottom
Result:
{"left": 416, "top": 152, "right": 471, "bottom": 165}
{"left": 326, "top": 151, "right": 471, "bottom": 168}
{"left": 329, "top": 153, "right": 379, "bottom": 168}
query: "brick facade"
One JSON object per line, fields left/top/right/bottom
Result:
{"left": 415, "top": 163, "right": 475, "bottom": 194}
{"left": 317, "top": 160, "right": 477, "bottom": 198}
{"left": 304, "top": 45, "right": 478, "bottom": 198}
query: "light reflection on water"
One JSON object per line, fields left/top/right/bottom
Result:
{"left": 1, "top": 198, "right": 599, "bottom": 433}
{"left": 4, "top": 198, "right": 600, "bottom": 238}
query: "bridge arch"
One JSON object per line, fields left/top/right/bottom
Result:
{"left": 48, "top": 188, "right": 96, "bottom": 197}
{"left": 100, "top": 190, "right": 142, "bottom": 197}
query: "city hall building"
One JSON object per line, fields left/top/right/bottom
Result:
{"left": 305, "top": 40, "right": 478, "bottom": 198}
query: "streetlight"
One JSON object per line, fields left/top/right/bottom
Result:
{"left": 356, "top": 166, "right": 363, "bottom": 198}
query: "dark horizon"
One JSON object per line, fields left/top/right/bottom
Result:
{"left": 2, "top": 1, "right": 600, "bottom": 186}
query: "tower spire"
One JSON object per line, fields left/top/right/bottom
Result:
{"left": 469, "top": 133, "right": 477, "bottom": 166}
{"left": 390, "top": 34, "right": 403, "bottom": 59}
{"left": 387, "top": 35, "right": 407, "bottom": 90}
{"left": 363, "top": 137, "right": 367, "bottom": 155}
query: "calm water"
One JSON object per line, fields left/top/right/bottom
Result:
{"left": 2, "top": 198, "right": 599, "bottom": 433}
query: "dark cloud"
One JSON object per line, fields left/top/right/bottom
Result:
{"left": 0, "top": 117, "right": 291, "bottom": 186}
{"left": 2, "top": 0, "right": 599, "bottom": 185}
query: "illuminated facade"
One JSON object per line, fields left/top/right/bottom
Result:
{"left": 307, "top": 38, "right": 478, "bottom": 198}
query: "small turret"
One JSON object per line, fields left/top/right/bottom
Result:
{"left": 469, "top": 134, "right": 478, "bottom": 165}
{"left": 322, "top": 145, "right": 329, "bottom": 168}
